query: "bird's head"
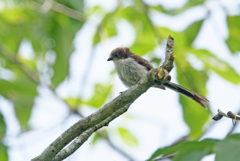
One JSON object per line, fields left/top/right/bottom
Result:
{"left": 107, "top": 47, "right": 131, "bottom": 61}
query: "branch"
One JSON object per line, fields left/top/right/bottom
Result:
{"left": 0, "top": 44, "right": 40, "bottom": 83}
{"left": 28, "top": 0, "right": 85, "bottom": 22}
{"left": 161, "top": 35, "right": 175, "bottom": 73}
{"left": 153, "top": 153, "right": 177, "bottom": 161}
{"left": 0, "top": 33, "right": 134, "bottom": 160}
{"left": 212, "top": 109, "right": 240, "bottom": 126}
{"left": 31, "top": 35, "right": 175, "bottom": 161}
{"left": 52, "top": 103, "right": 131, "bottom": 161}
{"left": 32, "top": 68, "right": 158, "bottom": 161}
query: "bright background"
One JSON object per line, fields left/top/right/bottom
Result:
{"left": 0, "top": 0, "right": 240, "bottom": 161}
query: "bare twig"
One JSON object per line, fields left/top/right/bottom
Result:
{"left": 28, "top": 0, "right": 85, "bottom": 22}
{"left": 152, "top": 153, "right": 177, "bottom": 161}
{"left": 161, "top": 35, "right": 175, "bottom": 73}
{"left": 32, "top": 35, "right": 175, "bottom": 161}
{"left": 0, "top": 44, "right": 40, "bottom": 83}
{"left": 212, "top": 109, "right": 240, "bottom": 126}
{"left": 226, "top": 110, "right": 240, "bottom": 136}
{"left": 98, "top": 133, "right": 134, "bottom": 160}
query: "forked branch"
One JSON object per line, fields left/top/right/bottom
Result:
{"left": 31, "top": 35, "right": 175, "bottom": 161}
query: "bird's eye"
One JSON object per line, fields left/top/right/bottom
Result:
{"left": 114, "top": 54, "right": 117, "bottom": 57}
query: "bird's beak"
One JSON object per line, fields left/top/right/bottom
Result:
{"left": 107, "top": 57, "right": 113, "bottom": 61}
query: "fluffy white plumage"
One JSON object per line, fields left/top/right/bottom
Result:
{"left": 113, "top": 57, "right": 148, "bottom": 87}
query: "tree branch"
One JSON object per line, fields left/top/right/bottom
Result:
{"left": 31, "top": 35, "right": 175, "bottom": 161}
{"left": 0, "top": 44, "right": 40, "bottom": 84}
{"left": 28, "top": 0, "right": 85, "bottom": 22}
{"left": 212, "top": 109, "right": 240, "bottom": 126}
{"left": 52, "top": 103, "right": 131, "bottom": 161}
{"left": 161, "top": 35, "right": 175, "bottom": 73}
{"left": 0, "top": 34, "right": 135, "bottom": 160}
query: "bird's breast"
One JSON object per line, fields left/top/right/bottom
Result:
{"left": 113, "top": 57, "right": 148, "bottom": 87}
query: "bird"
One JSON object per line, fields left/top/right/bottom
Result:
{"left": 107, "top": 47, "right": 209, "bottom": 109}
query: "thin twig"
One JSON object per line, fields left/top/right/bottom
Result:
{"left": 0, "top": 44, "right": 40, "bottom": 83}
{"left": 98, "top": 133, "right": 134, "bottom": 160}
{"left": 212, "top": 109, "right": 240, "bottom": 126}
{"left": 226, "top": 109, "right": 240, "bottom": 136}
{"left": 152, "top": 153, "right": 177, "bottom": 161}
{"left": 28, "top": 0, "right": 85, "bottom": 22}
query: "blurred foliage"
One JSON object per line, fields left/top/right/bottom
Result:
{"left": 177, "top": 61, "right": 210, "bottom": 138}
{"left": 226, "top": 16, "right": 240, "bottom": 54}
{"left": 93, "top": 12, "right": 118, "bottom": 46}
{"left": 91, "top": 129, "right": 108, "bottom": 145}
{"left": 149, "top": 134, "right": 240, "bottom": 161}
{"left": 0, "top": 143, "right": 8, "bottom": 161}
{"left": 64, "top": 83, "right": 112, "bottom": 109}
{"left": 118, "top": 127, "right": 138, "bottom": 147}
{"left": 0, "top": 0, "right": 239, "bottom": 160}
{"left": 151, "top": 0, "right": 206, "bottom": 15}
{"left": 0, "top": 113, "right": 6, "bottom": 140}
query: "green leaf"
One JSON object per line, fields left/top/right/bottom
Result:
{"left": 63, "top": 97, "right": 82, "bottom": 110}
{"left": 0, "top": 112, "right": 6, "bottom": 140}
{"left": 92, "top": 129, "right": 108, "bottom": 145}
{"left": 156, "top": 27, "right": 188, "bottom": 49}
{"left": 84, "top": 83, "right": 112, "bottom": 108}
{"left": 103, "top": 13, "right": 117, "bottom": 38}
{"left": 148, "top": 145, "right": 178, "bottom": 160}
{"left": 151, "top": 0, "right": 206, "bottom": 16}
{"left": 0, "top": 66, "right": 37, "bottom": 131}
{"left": 92, "top": 133, "right": 101, "bottom": 145}
{"left": 64, "top": 83, "right": 112, "bottom": 109}
{"left": 174, "top": 149, "right": 209, "bottom": 161}
{"left": 183, "top": 20, "right": 204, "bottom": 46}
{"left": 176, "top": 59, "right": 210, "bottom": 139}
{"left": 118, "top": 3, "right": 157, "bottom": 55}
{"left": 55, "top": 0, "right": 84, "bottom": 12}
{"left": 0, "top": 7, "right": 25, "bottom": 53}
{"left": 215, "top": 134, "right": 240, "bottom": 161}
{"left": 0, "top": 143, "right": 8, "bottom": 161}
{"left": 148, "top": 139, "right": 218, "bottom": 161}
{"left": 173, "top": 139, "right": 218, "bottom": 161}
{"left": 51, "top": 13, "right": 83, "bottom": 87}
{"left": 118, "top": 127, "right": 138, "bottom": 147}
{"left": 0, "top": 6, "right": 83, "bottom": 88}
{"left": 156, "top": 19, "right": 203, "bottom": 48}
{"left": 92, "top": 13, "right": 118, "bottom": 46}
{"left": 226, "top": 16, "right": 240, "bottom": 54}
{"left": 150, "top": 57, "right": 162, "bottom": 66}
{"left": 85, "top": 6, "right": 103, "bottom": 18}
{"left": 93, "top": 30, "right": 101, "bottom": 46}
{"left": 190, "top": 48, "right": 240, "bottom": 84}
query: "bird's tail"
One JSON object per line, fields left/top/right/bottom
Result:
{"left": 163, "top": 82, "right": 209, "bottom": 110}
